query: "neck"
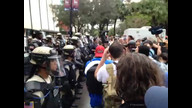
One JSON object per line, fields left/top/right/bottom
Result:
{"left": 112, "top": 58, "right": 119, "bottom": 62}
{"left": 38, "top": 68, "right": 49, "bottom": 79}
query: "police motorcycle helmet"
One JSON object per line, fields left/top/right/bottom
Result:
{"left": 30, "top": 46, "right": 66, "bottom": 77}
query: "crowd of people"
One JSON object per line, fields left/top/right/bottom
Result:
{"left": 24, "top": 31, "right": 168, "bottom": 108}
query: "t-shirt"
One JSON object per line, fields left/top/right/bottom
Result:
{"left": 96, "top": 61, "right": 118, "bottom": 83}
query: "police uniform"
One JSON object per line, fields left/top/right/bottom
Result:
{"left": 24, "top": 47, "right": 65, "bottom": 108}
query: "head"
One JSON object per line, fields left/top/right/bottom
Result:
{"left": 30, "top": 47, "right": 65, "bottom": 77}
{"left": 93, "top": 37, "right": 99, "bottom": 44}
{"left": 71, "top": 36, "right": 80, "bottom": 47}
{"left": 110, "top": 36, "right": 114, "bottom": 41}
{"left": 95, "top": 45, "right": 105, "bottom": 58}
{"left": 28, "top": 36, "right": 33, "bottom": 43}
{"left": 127, "top": 35, "right": 134, "bottom": 42}
{"left": 37, "top": 32, "right": 43, "bottom": 40}
{"left": 115, "top": 53, "right": 164, "bottom": 102}
{"left": 75, "top": 32, "right": 82, "bottom": 39}
{"left": 145, "top": 86, "right": 168, "bottom": 108}
{"left": 158, "top": 53, "right": 168, "bottom": 64}
{"left": 46, "top": 35, "right": 52, "bottom": 43}
{"left": 63, "top": 45, "right": 75, "bottom": 60}
{"left": 118, "top": 38, "right": 123, "bottom": 44}
{"left": 143, "top": 40, "right": 153, "bottom": 48}
{"left": 126, "top": 40, "right": 136, "bottom": 53}
{"left": 109, "top": 41, "right": 124, "bottom": 60}
{"left": 136, "top": 39, "right": 141, "bottom": 47}
{"left": 137, "top": 45, "right": 150, "bottom": 57}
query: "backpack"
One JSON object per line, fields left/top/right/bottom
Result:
{"left": 104, "top": 64, "right": 117, "bottom": 97}
{"left": 103, "top": 63, "right": 121, "bottom": 108}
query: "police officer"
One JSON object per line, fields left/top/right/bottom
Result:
{"left": 70, "top": 36, "right": 85, "bottom": 84}
{"left": 24, "top": 46, "right": 65, "bottom": 108}
{"left": 45, "top": 35, "right": 54, "bottom": 48}
{"left": 74, "top": 32, "right": 82, "bottom": 40}
{"left": 56, "top": 33, "right": 65, "bottom": 55}
{"left": 62, "top": 45, "right": 79, "bottom": 107}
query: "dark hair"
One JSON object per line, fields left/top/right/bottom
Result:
{"left": 93, "top": 37, "right": 97, "bottom": 42}
{"left": 116, "top": 53, "right": 164, "bottom": 102}
{"left": 143, "top": 40, "right": 153, "bottom": 47}
{"left": 128, "top": 35, "right": 134, "bottom": 40}
{"left": 159, "top": 53, "right": 168, "bottom": 61}
{"left": 138, "top": 45, "right": 150, "bottom": 56}
{"left": 109, "top": 41, "right": 124, "bottom": 59}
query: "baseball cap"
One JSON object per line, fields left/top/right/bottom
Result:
{"left": 95, "top": 45, "right": 105, "bottom": 57}
{"left": 144, "top": 86, "right": 168, "bottom": 108}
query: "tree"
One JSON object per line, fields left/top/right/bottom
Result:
{"left": 51, "top": 0, "right": 92, "bottom": 33}
{"left": 129, "top": 0, "right": 168, "bottom": 26}
{"left": 125, "top": 13, "right": 151, "bottom": 28}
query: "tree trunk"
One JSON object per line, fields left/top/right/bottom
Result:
{"left": 152, "top": 16, "right": 158, "bottom": 26}
{"left": 106, "top": 22, "right": 109, "bottom": 31}
{"left": 113, "top": 18, "right": 117, "bottom": 36}
{"left": 99, "top": 23, "right": 105, "bottom": 37}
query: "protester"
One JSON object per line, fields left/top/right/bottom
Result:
{"left": 144, "top": 86, "right": 168, "bottom": 108}
{"left": 85, "top": 45, "right": 112, "bottom": 108}
{"left": 95, "top": 41, "right": 124, "bottom": 108}
{"left": 116, "top": 53, "right": 164, "bottom": 108}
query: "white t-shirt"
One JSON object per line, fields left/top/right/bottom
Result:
{"left": 96, "top": 61, "right": 118, "bottom": 83}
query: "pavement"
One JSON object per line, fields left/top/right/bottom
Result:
{"left": 71, "top": 81, "right": 91, "bottom": 108}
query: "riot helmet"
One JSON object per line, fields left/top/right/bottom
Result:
{"left": 63, "top": 45, "right": 75, "bottom": 58}
{"left": 71, "top": 36, "right": 84, "bottom": 47}
{"left": 46, "top": 35, "right": 52, "bottom": 42}
{"left": 56, "top": 33, "right": 62, "bottom": 39}
{"left": 30, "top": 46, "right": 66, "bottom": 77}
{"left": 74, "top": 32, "right": 82, "bottom": 40}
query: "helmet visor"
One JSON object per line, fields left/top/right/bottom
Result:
{"left": 48, "top": 55, "right": 66, "bottom": 77}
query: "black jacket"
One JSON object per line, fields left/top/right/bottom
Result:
{"left": 86, "top": 64, "right": 103, "bottom": 95}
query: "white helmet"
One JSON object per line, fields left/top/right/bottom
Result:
{"left": 57, "top": 33, "right": 62, "bottom": 36}
{"left": 30, "top": 46, "right": 66, "bottom": 77}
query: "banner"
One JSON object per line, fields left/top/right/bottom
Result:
{"left": 64, "top": 0, "right": 79, "bottom": 10}
{"left": 72, "top": 0, "right": 79, "bottom": 9}
{"left": 64, "top": 0, "right": 70, "bottom": 9}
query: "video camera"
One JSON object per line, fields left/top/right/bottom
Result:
{"left": 149, "top": 26, "right": 163, "bottom": 35}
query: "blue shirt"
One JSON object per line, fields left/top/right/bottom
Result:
{"left": 85, "top": 57, "right": 113, "bottom": 67}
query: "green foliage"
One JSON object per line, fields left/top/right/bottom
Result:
{"left": 129, "top": 0, "right": 168, "bottom": 26}
{"left": 51, "top": 0, "right": 168, "bottom": 35}
{"left": 125, "top": 13, "right": 151, "bottom": 28}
